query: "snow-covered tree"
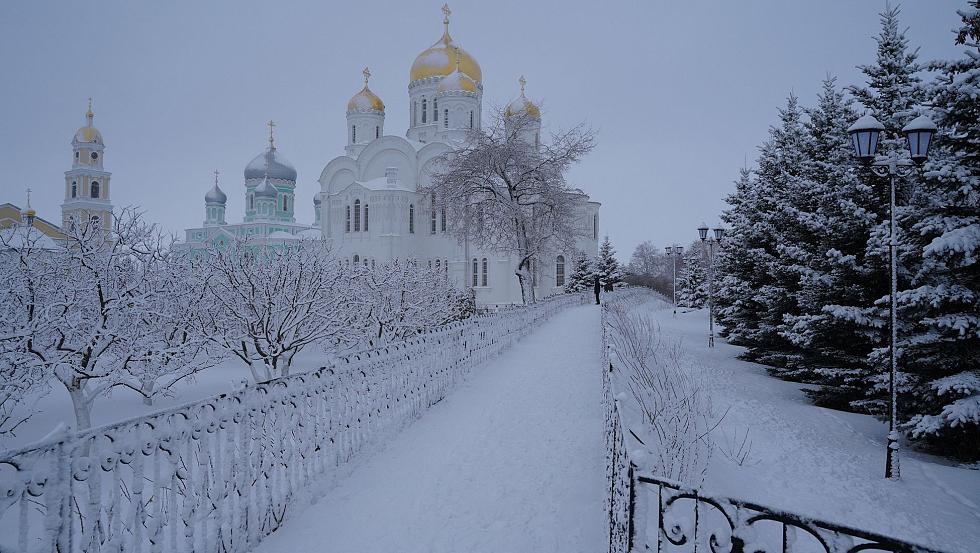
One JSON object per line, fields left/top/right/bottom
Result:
{"left": 677, "top": 244, "right": 708, "bottom": 308}
{"left": 899, "top": 2, "right": 980, "bottom": 459}
{"left": 0, "top": 209, "right": 213, "bottom": 431}
{"left": 0, "top": 225, "right": 55, "bottom": 437}
{"left": 595, "top": 236, "right": 624, "bottom": 288}
{"left": 351, "top": 259, "right": 474, "bottom": 344}
{"left": 625, "top": 240, "right": 673, "bottom": 294}
{"left": 199, "top": 238, "right": 355, "bottom": 383}
{"left": 564, "top": 251, "right": 594, "bottom": 293}
{"left": 427, "top": 110, "right": 596, "bottom": 304}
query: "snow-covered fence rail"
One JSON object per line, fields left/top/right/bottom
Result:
{"left": 0, "top": 292, "right": 587, "bottom": 553}
{"left": 600, "top": 294, "right": 947, "bottom": 553}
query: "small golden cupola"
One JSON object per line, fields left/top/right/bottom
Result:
{"left": 410, "top": 4, "right": 482, "bottom": 84}
{"left": 347, "top": 67, "right": 385, "bottom": 113}
{"left": 346, "top": 68, "right": 386, "bottom": 155}
{"left": 505, "top": 75, "right": 541, "bottom": 120}
{"left": 74, "top": 98, "right": 103, "bottom": 145}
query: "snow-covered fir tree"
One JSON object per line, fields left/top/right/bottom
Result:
{"left": 564, "top": 251, "right": 594, "bottom": 293}
{"left": 899, "top": 2, "right": 980, "bottom": 459}
{"left": 595, "top": 236, "right": 624, "bottom": 288}
{"left": 676, "top": 245, "right": 708, "bottom": 308}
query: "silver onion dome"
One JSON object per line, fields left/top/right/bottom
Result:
{"left": 205, "top": 182, "right": 227, "bottom": 204}
{"left": 244, "top": 147, "right": 297, "bottom": 182}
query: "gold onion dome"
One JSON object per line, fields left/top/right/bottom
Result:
{"left": 410, "top": 4, "right": 482, "bottom": 83}
{"left": 437, "top": 48, "right": 478, "bottom": 93}
{"left": 347, "top": 67, "right": 385, "bottom": 112}
{"left": 74, "top": 98, "right": 103, "bottom": 144}
{"left": 504, "top": 76, "right": 541, "bottom": 119}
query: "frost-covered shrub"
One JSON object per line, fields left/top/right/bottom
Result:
{"left": 607, "top": 301, "right": 713, "bottom": 484}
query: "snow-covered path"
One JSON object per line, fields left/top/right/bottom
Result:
{"left": 254, "top": 304, "right": 607, "bottom": 553}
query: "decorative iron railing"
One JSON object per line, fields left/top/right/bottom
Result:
{"left": 600, "top": 294, "right": 946, "bottom": 553}
{"left": 0, "top": 292, "right": 588, "bottom": 553}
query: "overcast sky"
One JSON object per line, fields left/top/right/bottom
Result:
{"left": 0, "top": 1, "right": 964, "bottom": 258}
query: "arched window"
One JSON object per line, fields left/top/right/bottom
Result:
{"left": 441, "top": 206, "right": 446, "bottom": 232}
{"left": 430, "top": 192, "right": 437, "bottom": 234}
{"left": 444, "top": 109, "right": 449, "bottom": 128}
{"left": 556, "top": 255, "right": 566, "bottom": 287}
{"left": 91, "top": 181, "right": 100, "bottom": 198}
{"left": 593, "top": 214, "right": 598, "bottom": 239}
{"left": 434, "top": 98, "right": 438, "bottom": 121}
{"left": 346, "top": 205, "right": 351, "bottom": 232}
{"left": 353, "top": 254, "right": 359, "bottom": 264}
{"left": 409, "top": 204, "right": 415, "bottom": 233}
{"left": 435, "top": 259, "right": 441, "bottom": 271}
{"left": 421, "top": 99, "right": 427, "bottom": 123}
{"left": 354, "top": 199, "right": 361, "bottom": 231}
{"left": 71, "top": 181, "right": 77, "bottom": 198}
{"left": 472, "top": 258, "right": 479, "bottom": 287}
{"left": 283, "top": 195, "right": 289, "bottom": 212}
{"left": 249, "top": 195, "right": 254, "bottom": 211}
{"left": 352, "top": 125, "right": 357, "bottom": 143}
{"left": 375, "top": 126, "right": 380, "bottom": 139}
{"left": 481, "top": 258, "right": 488, "bottom": 287}
{"left": 364, "top": 203, "right": 369, "bottom": 231}
{"left": 469, "top": 111, "right": 474, "bottom": 129}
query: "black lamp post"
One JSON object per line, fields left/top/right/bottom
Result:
{"left": 698, "top": 223, "right": 726, "bottom": 347}
{"left": 846, "top": 112, "right": 937, "bottom": 480}
{"left": 666, "top": 245, "right": 682, "bottom": 316}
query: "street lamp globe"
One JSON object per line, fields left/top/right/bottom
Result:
{"left": 698, "top": 223, "right": 709, "bottom": 242}
{"left": 666, "top": 246, "right": 672, "bottom": 255}
{"left": 902, "top": 115, "right": 938, "bottom": 165}
{"left": 713, "top": 227, "right": 725, "bottom": 241}
{"left": 847, "top": 114, "right": 885, "bottom": 161}
{"left": 675, "top": 245, "right": 682, "bottom": 254}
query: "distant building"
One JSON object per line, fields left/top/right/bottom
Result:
{"left": 0, "top": 201, "right": 63, "bottom": 241}
{"left": 181, "top": 126, "right": 320, "bottom": 251}
{"left": 62, "top": 99, "right": 113, "bottom": 233}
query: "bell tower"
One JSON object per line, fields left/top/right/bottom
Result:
{"left": 62, "top": 99, "right": 113, "bottom": 232}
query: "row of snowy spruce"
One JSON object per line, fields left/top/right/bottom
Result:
{"left": 629, "top": 4, "right": 980, "bottom": 461}
{"left": 0, "top": 208, "right": 476, "bottom": 448}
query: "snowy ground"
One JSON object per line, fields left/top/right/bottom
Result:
{"left": 253, "top": 303, "right": 608, "bottom": 553}
{"left": 641, "top": 298, "right": 980, "bottom": 553}
{"left": 0, "top": 349, "right": 334, "bottom": 451}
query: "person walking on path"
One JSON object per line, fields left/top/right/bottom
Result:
{"left": 594, "top": 275, "right": 601, "bottom": 305}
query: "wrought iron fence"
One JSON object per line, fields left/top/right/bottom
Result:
{"left": 0, "top": 292, "right": 588, "bottom": 553}
{"left": 600, "top": 295, "right": 946, "bottom": 553}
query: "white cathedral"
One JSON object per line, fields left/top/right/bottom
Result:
{"left": 183, "top": 6, "right": 600, "bottom": 306}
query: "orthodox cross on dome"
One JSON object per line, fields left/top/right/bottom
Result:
{"left": 86, "top": 97, "right": 94, "bottom": 125}
{"left": 363, "top": 67, "right": 371, "bottom": 86}
{"left": 25, "top": 187, "right": 32, "bottom": 209}
{"left": 519, "top": 75, "right": 527, "bottom": 95}
{"left": 442, "top": 3, "right": 451, "bottom": 28}
{"left": 267, "top": 119, "right": 276, "bottom": 150}
{"left": 213, "top": 169, "right": 220, "bottom": 186}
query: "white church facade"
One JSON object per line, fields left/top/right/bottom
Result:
{"left": 184, "top": 5, "right": 600, "bottom": 306}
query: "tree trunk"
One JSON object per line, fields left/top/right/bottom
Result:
{"left": 515, "top": 259, "right": 536, "bottom": 305}
{"left": 69, "top": 387, "right": 93, "bottom": 431}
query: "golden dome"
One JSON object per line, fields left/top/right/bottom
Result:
{"left": 348, "top": 67, "right": 385, "bottom": 112}
{"left": 410, "top": 5, "right": 482, "bottom": 83}
{"left": 437, "top": 48, "right": 478, "bottom": 93}
{"left": 504, "top": 76, "right": 541, "bottom": 119}
{"left": 74, "top": 98, "right": 103, "bottom": 144}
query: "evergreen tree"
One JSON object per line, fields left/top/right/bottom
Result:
{"left": 595, "top": 236, "right": 624, "bottom": 288}
{"left": 899, "top": 2, "right": 980, "bottom": 459}
{"left": 780, "top": 76, "right": 876, "bottom": 396}
{"left": 836, "top": 3, "right": 928, "bottom": 418}
{"left": 564, "top": 251, "right": 594, "bottom": 293}
{"left": 715, "top": 167, "right": 758, "bottom": 344}
{"left": 677, "top": 244, "right": 708, "bottom": 308}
